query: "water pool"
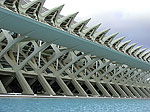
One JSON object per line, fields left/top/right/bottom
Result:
{"left": 0, "top": 98, "right": 150, "bottom": 112}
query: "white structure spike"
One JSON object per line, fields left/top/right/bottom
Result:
{"left": 146, "top": 56, "right": 150, "bottom": 62}
{"left": 102, "top": 32, "right": 119, "bottom": 47}
{"left": 93, "top": 28, "right": 110, "bottom": 43}
{"left": 118, "top": 40, "right": 132, "bottom": 52}
{"left": 131, "top": 46, "right": 143, "bottom": 57}
{"left": 19, "top": 0, "right": 46, "bottom": 19}
{"left": 136, "top": 48, "right": 147, "bottom": 59}
{"left": 144, "top": 53, "right": 150, "bottom": 61}
{"left": 56, "top": 12, "right": 79, "bottom": 31}
{"left": 141, "top": 51, "right": 150, "bottom": 61}
{"left": 39, "top": 4, "right": 64, "bottom": 25}
{"left": 82, "top": 24, "right": 101, "bottom": 40}
{"left": 0, "top": 0, "right": 20, "bottom": 12}
{"left": 111, "top": 36, "right": 125, "bottom": 50}
{"left": 70, "top": 18, "right": 91, "bottom": 36}
{"left": 125, "top": 43, "right": 137, "bottom": 55}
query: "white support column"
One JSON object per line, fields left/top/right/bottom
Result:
{"left": 132, "top": 72, "right": 149, "bottom": 84}
{"left": 75, "top": 57, "right": 112, "bottom": 97}
{"left": 98, "top": 64, "right": 119, "bottom": 80}
{"left": 38, "top": 74, "right": 56, "bottom": 95}
{"left": 61, "top": 68, "right": 89, "bottom": 96}
{"left": 107, "top": 67, "right": 128, "bottom": 82}
{"left": 71, "top": 79, "right": 88, "bottom": 96}
{"left": 53, "top": 54, "right": 86, "bottom": 96}
{"left": 145, "top": 88, "right": 150, "bottom": 95}
{"left": 57, "top": 54, "right": 85, "bottom": 75}
{"left": 58, "top": 63, "right": 88, "bottom": 96}
{"left": 86, "top": 61, "right": 111, "bottom": 79}
{"left": 38, "top": 40, "right": 42, "bottom": 67}
{"left": 105, "top": 83, "right": 120, "bottom": 97}
{"left": 41, "top": 46, "right": 87, "bottom": 96}
{"left": 18, "top": 42, "right": 50, "bottom": 70}
{"left": 84, "top": 80, "right": 100, "bottom": 96}
{"left": 116, "top": 68, "right": 136, "bottom": 83}
{"left": 17, "top": 44, "right": 20, "bottom": 64}
{"left": 138, "top": 73, "right": 150, "bottom": 85}
{"left": 74, "top": 58, "right": 99, "bottom": 77}
{"left": 40, "top": 50, "right": 68, "bottom": 72}
{"left": 56, "top": 76, "right": 73, "bottom": 96}
{"left": 0, "top": 30, "right": 26, "bottom": 59}
{"left": 21, "top": 52, "right": 56, "bottom": 95}
{"left": 113, "top": 84, "right": 128, "bottom": 97}
{"left": 96, "top": 82, "right": 111, "bottom": 97}
{"left": 122, "top": 71, "right": 142, "bottom": 84}
{"left": 121, "top": 85, "right": 135, "bottom": 97}
{"left": 0, "top": 80, "right": 7, "bottom": 94}
{"left": 73, "top": 62, "right": 100, "bottom": 96}
{"left": 74, "top": 57, "right": 100, "bottom": 96}
{"left": 134, "top": 86, "right": 147, "bottom": 98}
{"left": 140, "top": 87, "right": 150, "bottom": 97}
{"left": 128, "top": 86, "right": 141, "bottom": 98}
{"left": 4, "top": 54, "right": 34, "bottom": 94}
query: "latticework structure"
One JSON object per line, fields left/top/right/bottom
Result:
{"left": 0, "top": 0, "right": 150, "bottom": 98}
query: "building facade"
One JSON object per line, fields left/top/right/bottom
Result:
{"left": 0, "top": 0, "right": 150, "bottom": 98}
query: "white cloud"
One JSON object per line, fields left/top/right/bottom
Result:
{"left": 43, "top": 0, "right": 150, "bottom": 17}
{"left": 30, "top": 0, "right": 150, "bottom": 48}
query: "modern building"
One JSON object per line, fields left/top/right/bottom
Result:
{"left": 0, "top": 0, "right": 150, "bottom": 98}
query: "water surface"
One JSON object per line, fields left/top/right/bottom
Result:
{"left": 0, "top": 98, "right": 150, "bottom": 112}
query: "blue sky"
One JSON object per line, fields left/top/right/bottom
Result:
{"left": 41, "top": 0, "right": 150, "bottom": 49}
